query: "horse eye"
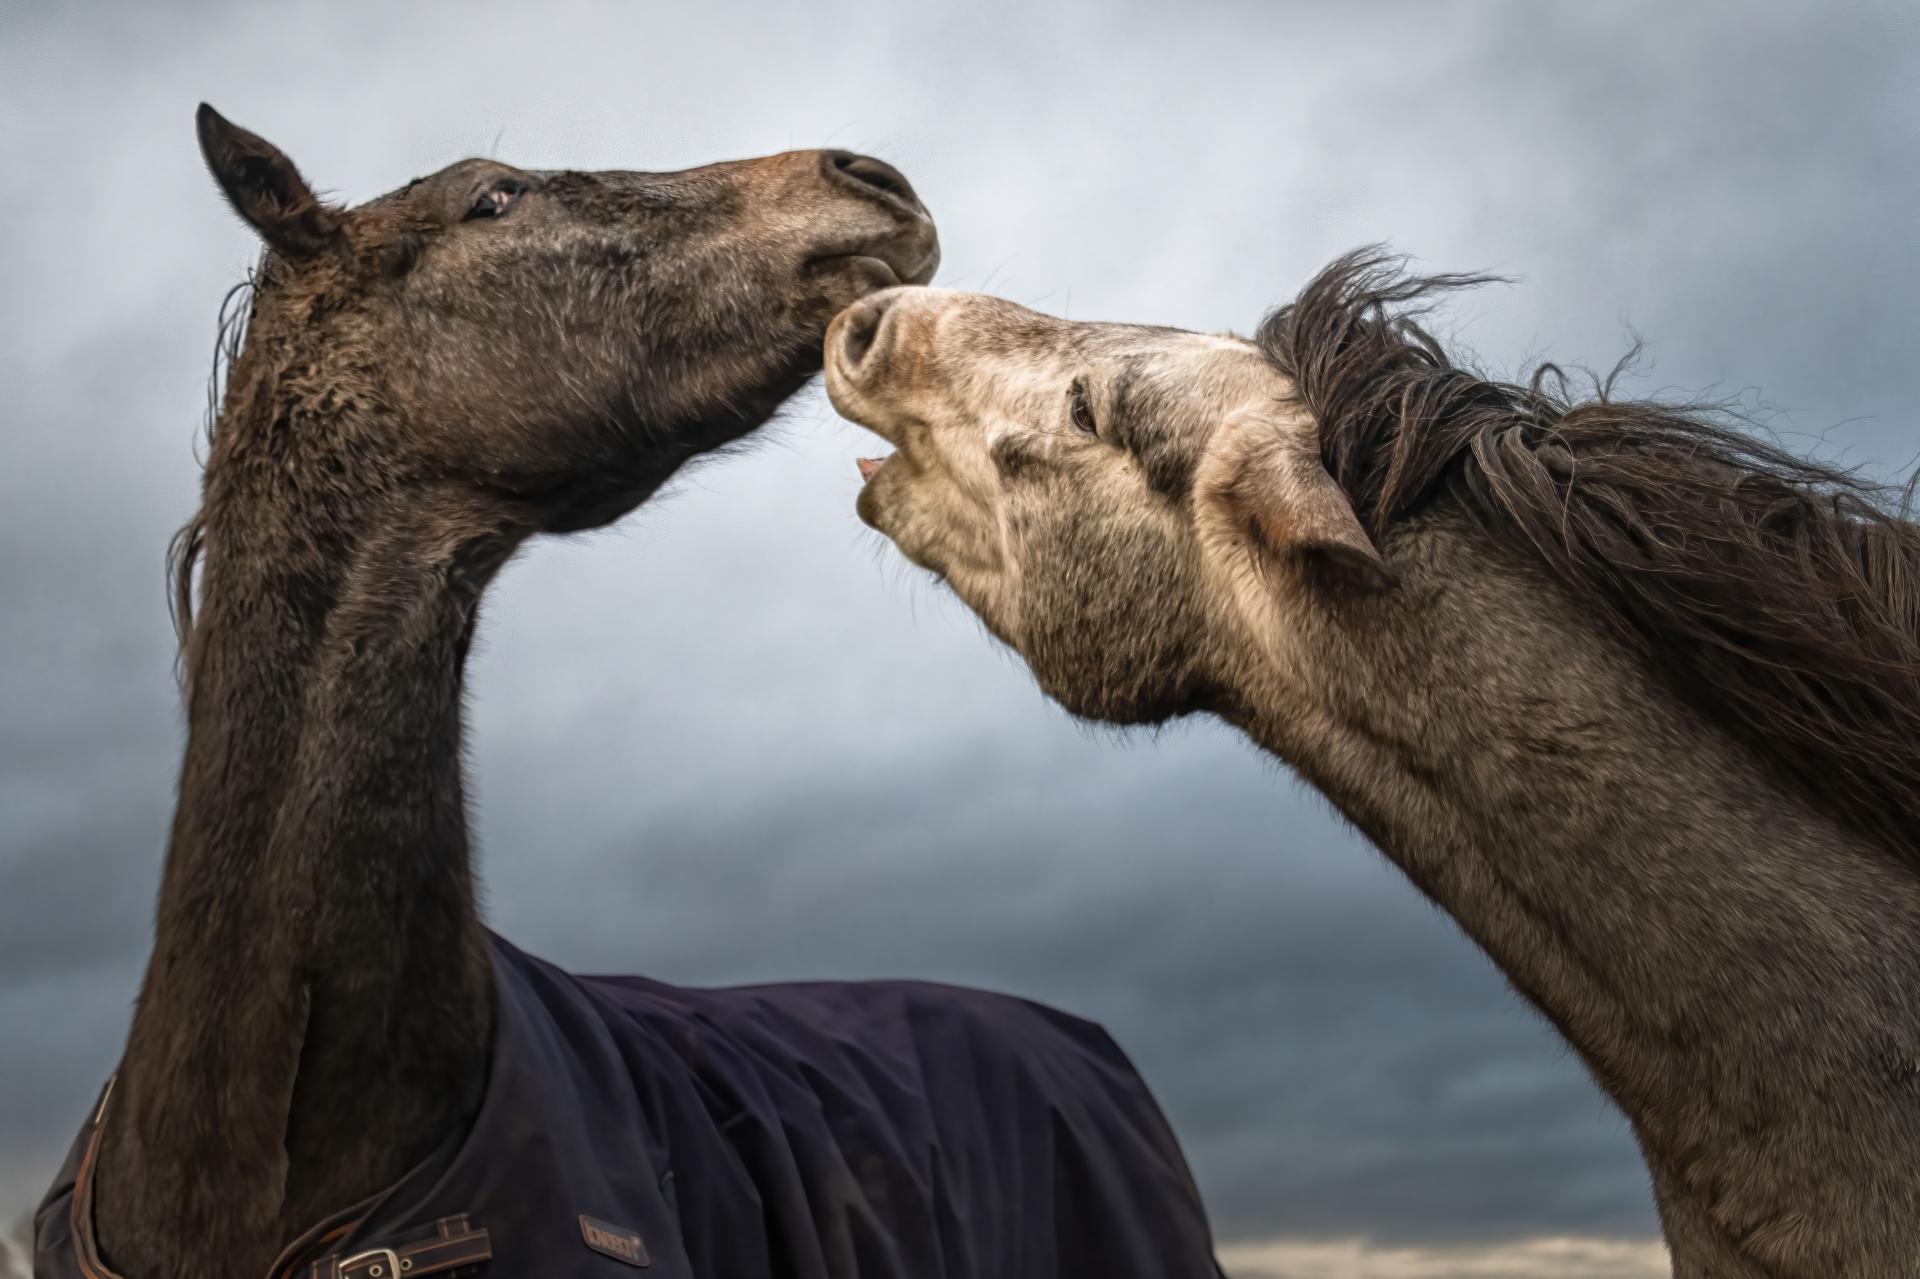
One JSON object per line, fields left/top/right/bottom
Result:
{"left": 465, "top": 180, "right": 527, "bottom": 221}
{"left": 1069, "top": 380, "right": 1099, "bottom": 435}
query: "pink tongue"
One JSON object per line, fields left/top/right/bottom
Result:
{"left": 857, "top": 457, "right": 887, "bottom": 482}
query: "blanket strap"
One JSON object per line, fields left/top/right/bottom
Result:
{"left": 302, "top": 1215, "right": 492, "bottom": 1279}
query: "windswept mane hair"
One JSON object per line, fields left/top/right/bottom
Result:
{"left": 1258, "top": 248, "right": 1920, "bottom": 864}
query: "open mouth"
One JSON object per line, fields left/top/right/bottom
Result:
{"left": 824, "top": 287, "right": 923, "bottom": 487}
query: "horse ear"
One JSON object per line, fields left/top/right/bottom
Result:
{"left": 1205, "top": 405, "right": 1392, "bottom": 589}
{"left": 195, "top": 104, "right": 342, "bottom": 259}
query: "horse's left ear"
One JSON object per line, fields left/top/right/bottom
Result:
{"left": 195, "top": 103, "right": 343, "bottom": 259}
{"left": 1201, "top": 405, "right": 1393, "bottom": 589}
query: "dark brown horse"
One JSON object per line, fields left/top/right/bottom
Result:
{"left": 828, "top": 253, "right": 1920, "bottom": 1278}
{"left": 92, "top": 106, "right": 947, "bottom": 1277}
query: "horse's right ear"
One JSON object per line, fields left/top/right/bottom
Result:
{"left": 195, "top": 104, "right": 342, "bottom": 259}
{"left": 1200, "top": 403, "right": 1394, "bottom": 590}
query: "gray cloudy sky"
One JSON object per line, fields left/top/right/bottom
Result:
{"left": 3, "top": 2, "right": 1916, "bottom": 1274}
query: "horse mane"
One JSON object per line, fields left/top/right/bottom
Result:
{"left": 1258, "top": 247, "right": 1920, "bottom": 864}
{"left": 166, "top": 269, "right": 257, "bottom": 673}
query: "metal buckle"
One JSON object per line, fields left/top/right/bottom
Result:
{"left": 338, "top": 1247, "right": 405, "bottom": 1278}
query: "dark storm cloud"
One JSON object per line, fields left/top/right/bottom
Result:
{"left": 2, "top": 0, "right": 1914, "bottom": 1261}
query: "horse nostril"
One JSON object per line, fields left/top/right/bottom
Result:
{"left": 841, "top": 300, "right": 884, "bottom": 367}
{"left": 838, "top": 291, "right": 906, "bottom": 373}
{"left": 828, "top": 152, "right": 919, "bottom": 208}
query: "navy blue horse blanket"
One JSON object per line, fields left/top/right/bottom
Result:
{"left": 37, "top": 933, "right": 1221, "bottom": 1277}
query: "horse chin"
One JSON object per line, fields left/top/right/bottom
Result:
{"left": 801, "top": 255, "right": 912, "bottom": 319}
{"left": 817, "top": 254, "right": 903, "bottom": 289}
{"left": 805, "top": 227, "right": 940, "bottom": 314}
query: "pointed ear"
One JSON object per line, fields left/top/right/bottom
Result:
{"left": 1205, "top": 405, "right": 1393, "bottom": 589}
{"left": 195, "top": 104, "right": 342, "bottom": 259}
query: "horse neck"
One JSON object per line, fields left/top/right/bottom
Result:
{"left": 97, "top": 396, "right": 505, "bottom": 1278}
{"left": 1225, "top": 507, "right": 1920, "bottom": 1274}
